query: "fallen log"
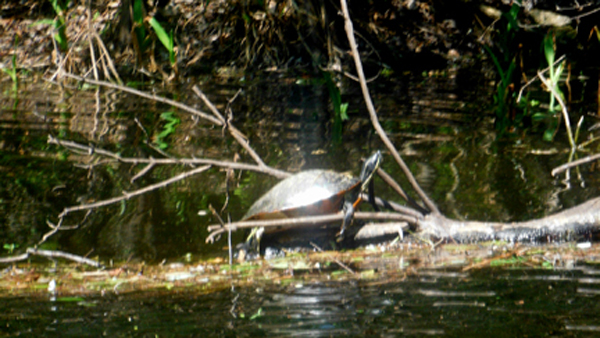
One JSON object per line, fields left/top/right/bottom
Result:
{"left": 419, "top": 197, "right": 600, "bottom": 243}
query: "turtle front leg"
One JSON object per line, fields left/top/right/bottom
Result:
{"left": 337, "top": 201, "right": 355, "bottom": 240}
{"left": 238, "top": 226, "right": 264, "bottom": 259}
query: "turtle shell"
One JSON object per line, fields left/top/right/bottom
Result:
{"left": 243, "top": 170, "right": 360, "bottom": 221}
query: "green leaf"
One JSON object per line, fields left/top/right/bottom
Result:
{"left": 133, "top": 0, "right": 145, "bottom": 24}
{"left": 30, "top": 19, "right": 56, "bottom": 26}
{"left": 340, "top": 103, "right": 349, "bottom": 120}
{"left": 149, "top": 17, "right": 173, "bottom": 53}
{"left": 543, "top": 128, "right": 555, "bottom": 142}
{"left": 250, "top": 308, "right": 263, "bottom": 320}
{"left": 531, "top": 112, "right": 548, "bottom": 121}
{"left": 544, "top": 33, "right": 555, "bottom": 72}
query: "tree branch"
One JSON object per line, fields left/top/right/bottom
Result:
{"left": 338, "top": 0, "right": 440, "bottom": 215}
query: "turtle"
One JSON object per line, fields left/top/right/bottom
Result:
{"left": 242, "top": 151, "right": 382, "bottom": 253}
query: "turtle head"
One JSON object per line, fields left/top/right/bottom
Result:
{"left": 359, "top": 151, "right": 382, "bottom": 191}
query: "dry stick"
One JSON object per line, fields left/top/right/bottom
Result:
{"left": 192, "top": 86, "right": 267, "bottom": 168}
{"left": 87, "top": 14, "right": 99, "bottom": 81}
{"left": 208, "top": 204, "right": 233, "bottom": 265}
{"left": 40, "top": 210, "right": 92, "bottom": 245}
{"left": 363, "top": 194, "right": 424, "bottom": 219}
{"left": 92, "top": 31, "right": 123, "bottom": 84}
{"left": 552, "top": 152, "right": 600, "bottom": 176}
{"left": 338, "top": 0, "right": 440, "bottom": 215}
{"left": 376, "top": 168, "right": 429, "bottom": 215}
{"left": 131, "top": 163, "right": 155, "bottom": 182}
{"left": 57, "top": 165, "right": 211, "bottom": 218}
{"left": 49, "top": 28, "right": 86, "bottom": 81}
{"left": 538, "top": 71, "right": 576, "bottom": 149}
{"left": 205, "top": 212, "right": 419, "bottom": 243}
{"left": 0, "top": 248, "right": 102, "bottom": 267}
{"left": 309, "top": 242, "right": 355, "bottom": 275}
{"left": 48, "top": 136, "right": 290, "bottom": 179}
{"left": 61, "top": 73, "right": 223, "bottom": 126}
{"left": 516, "top": 55, "right": 566, "bottom": 103}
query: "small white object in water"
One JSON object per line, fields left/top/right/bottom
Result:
{"left": 48, "top": 279, "right": 56, "bottom": 293}
{"left": 577, "top": 242, "right": 592, "bottom": 249}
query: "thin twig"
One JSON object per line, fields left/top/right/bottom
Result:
{"left": 310, "top": 242, "right": 355, "bottom": 274}
{"left": 0, "top": 248, "right": 102, "bottom": 267}
{"left": 48, "top": 136, "right": 290, "bottom": 179}
{"left": 338, "top": 0, "right": 440, "bottom": 215}
{"left": 363, "top": 194, "right": 424, "bottom": 218}
{"left": 376, "top": 168, "right": 429, "bottom": 214}
{"left": 58, "top": 165, "right": 211, "bottom": 218}
{"left": 87, "top": 3, "right": 99, "bottom": 81}
{"left": 40, "top": 210, "right": 92, "bottom": 245}
{"left": 92, "top": 31, "right": 123, "bottom": 84}
{"left": 552, "top": 152, "right": 600, "bottom": 176}
{"left": 192, "top": 86, "right": 267, "bottom": 167}
{"left": 516, "top": 55, "right": 566, "bottom": 103}
{"left": 209, "top": 204, "right": 232, "bottom": 264}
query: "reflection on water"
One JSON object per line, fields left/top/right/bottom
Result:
{"left": 3, "top": 265, "right": 600, "bottom": 336}
{"left": 0, "top": 64, "right": 598, "bottom": 261}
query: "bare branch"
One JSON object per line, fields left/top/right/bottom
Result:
{"left": 338, "top": 0, "right": 440, "bottom": 215}
{"left": 206, "top": 211, "right": 419, "bottom": 243}
{"left": 48, "top": 136, "right": 290, "bottom": 179}
{"left": 39, "top": 210, "right": 92, "bottom": 246}
{"left": 192, "top": 86, "right": 267, "bottom": 167}
{"left": 552, "top": 152, "right": 600, "bottom": 176}
{"left": 58, "top": 165, "right": 211, "bottom": 219}
{"left": 375, "top": 168, "right": 430, "bottom": 214}
{"left": 0, "top": 248, "right": 102, "bottom": 267}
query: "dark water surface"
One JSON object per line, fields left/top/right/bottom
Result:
{"left": 1, "top": 64, "right": 600, "bottom": 336}
{"left": 3, "top": 263, "right": 600, "bottom": 337}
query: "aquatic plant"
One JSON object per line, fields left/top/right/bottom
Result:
{"left": 1, "top": 36, "right": 19, "bottom": 92}
{"left": 322, "top": 72, "right": 349, "bottom": 143}
{"left": 130, "top": 0, "right": 150, "bottom": 61}
{"left": 149, "top": 17, "right": 177, "bottom": 70}
{"left": 531, "top": 32, "right": 566, "bottom": 141}
{"left": 154, "top": 111, "right": 180, "bottom": 149}
{"left": 50, "top": 0, "right": 70, "bottom": 51}
{"left": 3, "top": 243, "right": 19, "bottom": 255}
{"left": 483, "top": 3, "right": 521, "bottom": 136}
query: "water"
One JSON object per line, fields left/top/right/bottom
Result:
{"left": 3, "top": 263, "right": 600, "bottom": 336}
{"left": 1, "top": 64, "right": 599, "bottom": 336}
{"left": 1, "top": 70, "right": 597, "bottom": 260}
